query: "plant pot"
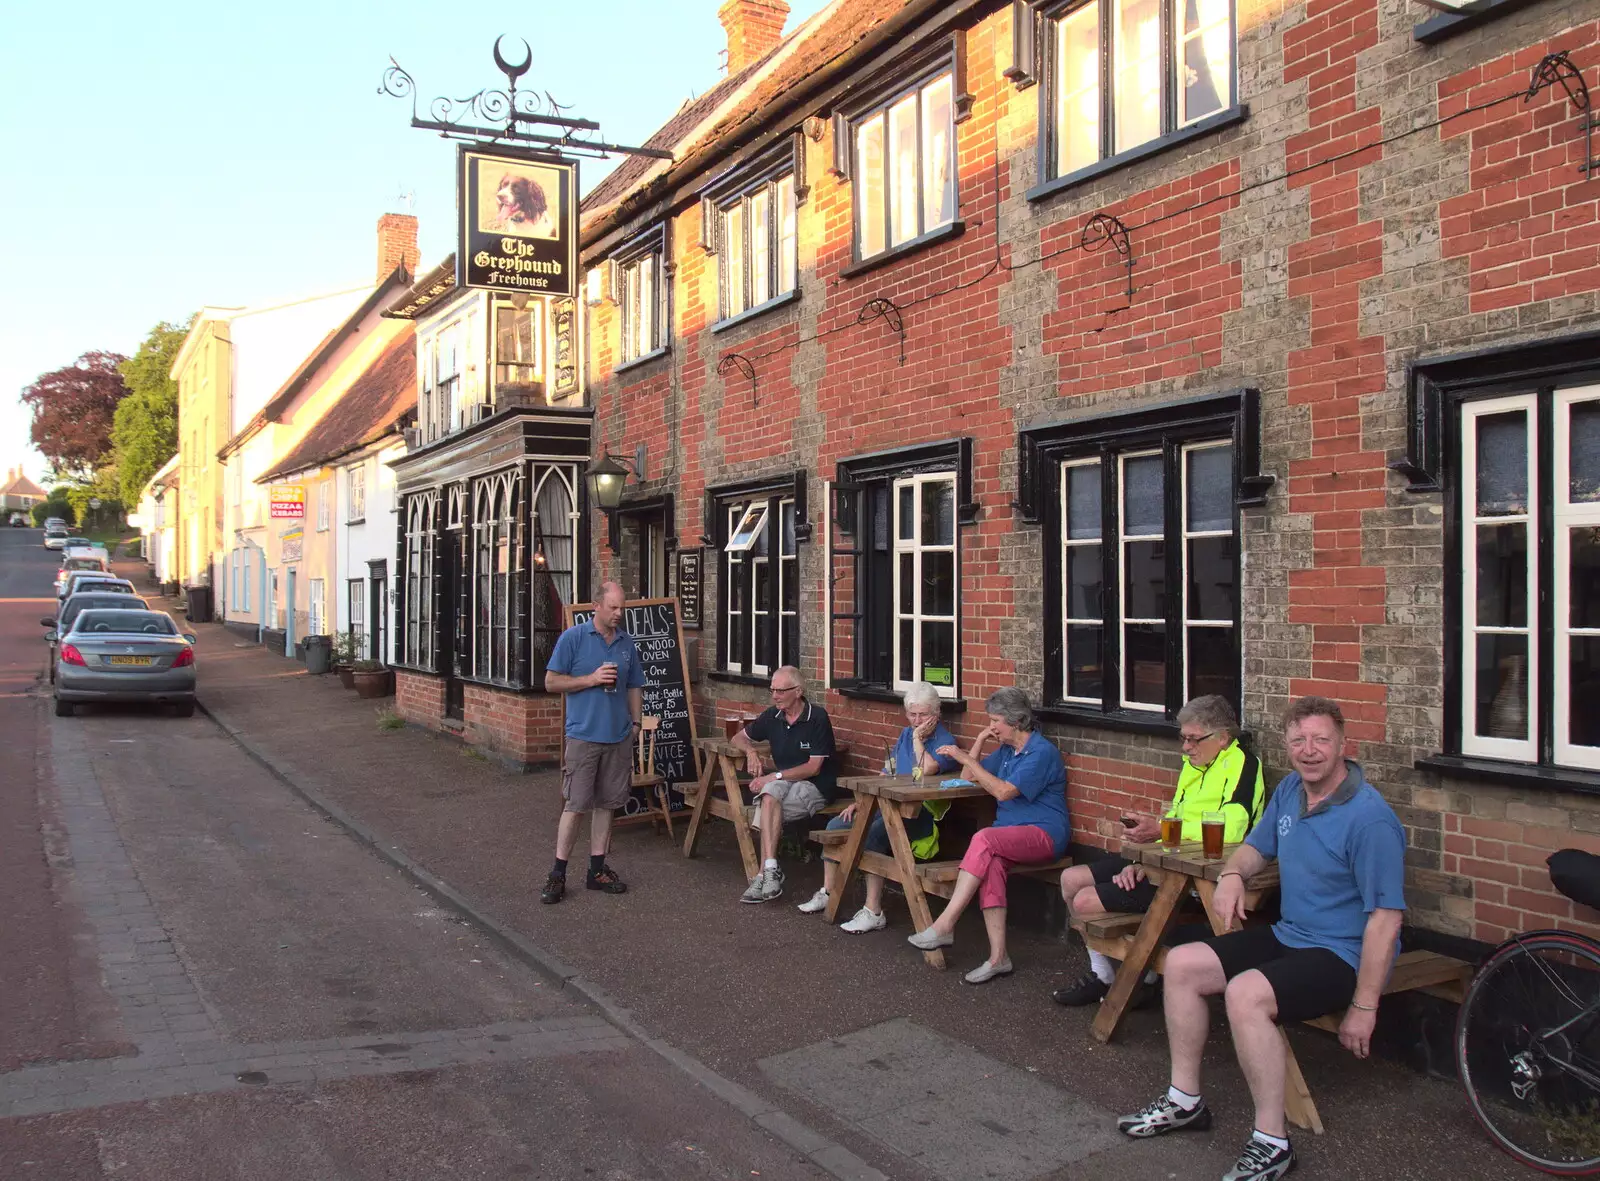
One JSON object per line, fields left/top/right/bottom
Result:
{"left": 352, "top": 669, "right": 393, "bottom": 699}
{"left": 335, "top": 664, "right": 356, "bottom": 690}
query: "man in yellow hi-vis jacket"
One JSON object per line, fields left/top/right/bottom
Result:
{"left": 1053, "top": 695, "right": 1266, "bottom": 1007}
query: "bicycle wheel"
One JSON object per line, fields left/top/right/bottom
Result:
{"left": 1458, "top": 932, "right": 1600, "bottom": 1175}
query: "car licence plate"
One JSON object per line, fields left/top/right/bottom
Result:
{"left": 108, "top": 656, "right": 153, "bottom": 666}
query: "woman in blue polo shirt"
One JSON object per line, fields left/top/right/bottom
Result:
{"left": 909, "top": 687, "right": 1069, "bottom": 984}
{"left": 796, "top": 681, "right": 959, "bottom": 931}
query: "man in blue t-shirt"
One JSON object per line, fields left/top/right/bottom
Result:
{"left": 1117, "top": 696, "right": 1406, "bottom": 1181}
{"left": 539, "top": 582, "right": 646, "bottom": 905}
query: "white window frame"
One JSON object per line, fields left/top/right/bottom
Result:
{"left": 316, "top": 479, "right": 331, "bottom": 532}
{"left": 617, "top": 244, "right": 665, "bottom": 364}
{"left": 717, "top": 174, "right": 798, "bottom": 322}
{"left": 725, "top": 502, "right": 769, "bottom": 554}
{"left": 348, "top": 578, "right": 366, "bottom": 648}
{"left": 1117, "top": 449, "right": 1165, "bottom": 712}
{"left": 851, "top": 70, "right": 957, "bottom": 261}
{"left": 1182, "top": 439, "right": 1235, "bottom": 702}
{"left": 721, "top": 496, "right": 796, "bottom": 677}
{"left": 347, "top": 464, "right": 366, "bottom": 524}
{"left": 1059, "top": 457, "right": 1102, "bottom": 705}
{"left": 892, "top": 472, "right": 959, "bottom": 698}
{"left": 1460, "top": 394, "right": 1538, "bottom": 764}
{"left": 308, "top": 577, "right": 326, "bottom": 638}
{"left": 1555, "top": 384, "right": 1600, "bottom": 770}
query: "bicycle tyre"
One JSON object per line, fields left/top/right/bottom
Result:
{"left": 1458, "top": 931, "right": 1600, "bottom": 1176}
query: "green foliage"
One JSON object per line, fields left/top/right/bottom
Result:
{"left": 32, "top": 489, "right": 76, "bottom": 526}
{"left": 333, "top": 629, "right": 360, "bottom": 664}
{"left": 376, "top": 709, "right": 405, "bottom": 731}
{"left": 112, "top": 320, "right": 188, "bottom": 506}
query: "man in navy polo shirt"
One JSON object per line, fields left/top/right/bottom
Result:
{"left": 731, "top": 665, "right": 837, "bottom": 904}
{"left": 1117, "top": 696, "right": 1406, "bottom": 1181}
{"left": 540, "top": 581, "right": 645, "bottom": 905}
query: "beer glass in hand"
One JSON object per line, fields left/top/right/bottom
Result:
{"left": 1201, "top": 810, "right": 1225, "bottom": 860}
{"left": 1160, "top": 813, "right": 1183, "bottom": 849}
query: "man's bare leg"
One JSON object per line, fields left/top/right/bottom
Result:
{"left": 1225, "top": 971, "right": 1289, "bottom": 1138}
{"left": 555, "top": 810, "right": 584, "bottom": 862}
{"left": 1163, "top": 942, "right": 1228, "bottom": 1095}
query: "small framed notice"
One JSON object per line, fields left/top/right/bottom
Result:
{"left": 675, "top": 548, "right": 703, "bottom": 630}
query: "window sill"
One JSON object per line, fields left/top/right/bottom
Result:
{"left": 1034, "top": 704, "right": 1179, "bottom": 738}
{"left": 1415, "top": 754, "right": 1600, "bottom": 797}
{"left": 614, "top": 346, "right": 672, "bottom": 377}
{"left": 833, "top": 683, "right": 968, "bottom": 714}
{"left": 1025, "top": 106, "right": 1250, "bottom": 205}
{"left": 346, "top": 517, "right": 365, "bottom": 527}
{"left": 708, "top": 669, "right": 771, "bottom": 689}
{"left": 837, "top": 220, "right": 965, "bottom": 280}
{"left": 711, "top": 289, "right": 800, "bottom": 334}
{"left": 1413, "top": 0, "right": 1541, "bottom": 44}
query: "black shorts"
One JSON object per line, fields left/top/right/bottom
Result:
{"left": 1205, "top": 925, "right": 1358, "bottom": 1025}
{"left": 1090, "top": 855, "right": 1160, "bottom": 912}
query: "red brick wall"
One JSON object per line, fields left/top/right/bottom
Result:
{"left": 463, "top": 684, "right": 564, "bottom": 766}
{"left": 396, "top": 670, "right": 445, "bottom": 726}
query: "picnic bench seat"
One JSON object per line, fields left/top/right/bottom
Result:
{"left": 812, "top": 828, "right": 1071, "bottom": 900}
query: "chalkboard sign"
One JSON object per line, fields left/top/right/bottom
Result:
{"left": 565, "top": 598, "right": 701, "bottom": 816}
{"left": 675, "top": 548, "right": 703, "bottom": 629}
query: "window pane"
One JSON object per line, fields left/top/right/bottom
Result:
{"left": 725, "top": 204, "right": 745, "bottom": 318}
{"left": 1187, "top": 625, "right": 1235, "bottom": 701}
{"left": 777, "top": 176, "right": 798, "bottom": 295}
{"left": 1574, "top": 526, "right": 1600, "bottom": 629}
{"left": 921, "top": 74, "right": 955, "bottom": 231}
{"left": 1476, "top": 410, "right": 1528, "bottom": 515}
{"left": 781, "top": 501, "right": 797, "bottom": 556}
{"left": 1115, "top": 0, "right": 1162, "bottom": 153}
{"left": 1573, "top": 400, "right": 1600, "bottom": 503}
{"left": 1066, "top": 545, "right": 1103, "bottom": 619}
{"left": 782, "top": 556, "right": 798, "bottom": 613}
{"left": 1066, "top": 624, "right": 1103, "bottom": 699}
{"left": 1187, "top": 536, "right": 1235, "bottom": 621}
{"left": 1124, "top": 624, "right": 1166, "bottom": 705}
{"left": 857, "top": 117, "right": 886, "bottom": 258}
{"left": 750, "top": 189, "right": 770, "bottom": 305}
{"left": 754, "top": 560, "right": 772, "bottom": 610}
{"left": 781, "top": 614, "right": 798, "bottom": 668}
{"left": 921, "top": 621, "right": 955, "bottom": 687}
{"left": 1067, "top": 464, "right": 1101, "bottom": 539}
{"left": 639, "top": 256, "right": 656, "bottom": 353}
{"left": 899, "top": 552, "right": 914, "bottom": 614}
{"left": 1056, "top": 4, "right": 1102, "bottom": 175}
{"left": 922, "top": 551, "right": 955, "bottom": 616}
{"left": 1476, "top": 523, "right": 1527, "bottom": 629}
{"left": 888, "top": 93, "right": 919, "bottom": 247}
{"left": 921, "top": 479, "right": 955, "bottom": 545}
{"left": 1475, "top": 633, "right": 1529, "bottom": 740}
{"left": 897, "top": 484, "right": 915, "bottom": 540}
{"left": 899, "top": 618, "right": 915, "bottom": 682}
{"left": 1123, "top": 454, "right": 1164, "bottom": 536}
{"left": 1125, "top": 539, "right": 1165, "bottom": 620}
{"left": 1186, "top": 445, "right": 1233, "bottom": 532}
{"left": 1177, "top": 0, "right": 1231, "bottom": 125}
{"left": 728, "top": 558, "right": 744, "bottom": 612}
{"left": 1573, "top": 636, "right": 1600, "bottom": 748}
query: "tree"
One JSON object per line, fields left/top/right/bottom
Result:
{"left": 22, "top": 352, "right": 129, "bottom": 480}
{"left": 31, "top": 489, "right": 76, "bottom": 526}
{"left": 113, "top": 320, "right": 189, "bottom": 506}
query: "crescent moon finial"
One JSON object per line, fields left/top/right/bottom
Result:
{"left": 493, "top": 35, "right": 532, "bottom": 83}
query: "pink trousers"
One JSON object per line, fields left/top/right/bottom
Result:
{"left": 960, "top": 825, "right": 1057, "bottom": 910}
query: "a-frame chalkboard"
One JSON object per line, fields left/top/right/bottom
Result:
{"left": 563, "top": 597, "right": 702, "bottom": 818}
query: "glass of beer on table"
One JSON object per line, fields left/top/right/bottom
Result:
{"left": 1160, "top": 813, "right": 1183, "bottom": 849}
{"left": 1201, "top": 810, "right": 1226, "bottom": 860}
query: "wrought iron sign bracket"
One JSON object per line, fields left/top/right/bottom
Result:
{"left": 381, "top": 37, "right": 675, "bottom": 161}
{"left": 1524, "top": 51, "right": 1596, "bottom": 175}
{"left": 717, "top": 353, "right": 758, "bottom": 407}
{"left": 857, "top": 298, "right": 906, "bottom": 365}
{"left": 1081, "top": 212, "right": 1135, "bottom": 315}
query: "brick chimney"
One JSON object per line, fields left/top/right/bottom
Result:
{"left": 718, "top": 0, "right": 788, "bottom": 74}
{"left": 376, "top": 213, "right": 420, "bottom": 284}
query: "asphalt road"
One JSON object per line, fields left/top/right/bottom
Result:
{"left": 0, "top": 528, "right": 824, "bottom": 1180}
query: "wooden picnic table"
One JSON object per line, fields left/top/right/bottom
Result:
{"left": 823, "top": 773, "right": 993, "bottom": 969}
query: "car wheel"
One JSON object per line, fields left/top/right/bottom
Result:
{"left": 54, "top": 698, "right": 73, "bottom": 717}
{"left": 172, "top": 701, "right": 196, "bottom": 718}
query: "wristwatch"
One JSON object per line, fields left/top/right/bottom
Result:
{"left": 775, "top": 770, "right": 785, "bottom": 780}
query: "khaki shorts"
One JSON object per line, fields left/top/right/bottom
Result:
{"left": 562, "top": 737, "right": 633, "bottom": 813}
{"left": 748, "top": 779, "right": 825, "bottom": 829}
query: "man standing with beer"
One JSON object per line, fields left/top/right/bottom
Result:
{"left": 1114, "top": 696, "right": 1407, "bottom": 1181}
{"left": 541, "top": 581, "right": 645, "bottom": 904}
{"left": 1054, "top": 695, "right": 1265, "bottom": 1007}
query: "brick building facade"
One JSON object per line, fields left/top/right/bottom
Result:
{"left": 579, "top": 0, "right": 1600, "bottom": 948}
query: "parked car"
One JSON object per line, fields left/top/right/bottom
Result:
{"left": 43, "top": 526, "right": 70, "bottom": 550}
{"left": 42, "top": 593, "right": 152, "bottom": 683}
{"left": 54, "top": 554, "right": 110, "bottom": 595}
{"left": 58, "top": 573, "right": 136, "bottom": 601}
{"left": 8, "top": 512, "right": 24, "bottom": 527}
{"left": 54, "top": 609, "right": 197, "bottom": 717}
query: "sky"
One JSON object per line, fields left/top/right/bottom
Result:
{"left": 0, "top": 0, "right": 832, "bottom": 489}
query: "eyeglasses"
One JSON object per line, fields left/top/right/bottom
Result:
{"left": 1288, "top": 734, "right": 1339, "bottom": 752}
{"left": 1180, "top": 730, "right": 1218, "bottom": 747}
{"left": 770, "top": 684, "right": 799, "bottom": 695}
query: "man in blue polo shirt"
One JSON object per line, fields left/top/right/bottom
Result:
{"left": 540, "top": 581, "right": 645, "bottom": 905}
{"left": 1117, "top": 696, "right": 1406, "bottom": 1181}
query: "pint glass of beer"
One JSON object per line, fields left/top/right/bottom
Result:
{"left": 1160, "top": 814, "right": 1183, "bottom": 849}
{"left": 1201, "top": 810, "right": 1226, "bottom": 860}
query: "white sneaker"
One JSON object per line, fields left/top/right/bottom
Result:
{"left": 741, "top": 867, "right": 785, "bottom": 904}
{"left": 797, "top": 888, "right": 830, "bottom": 914}
{"left": 963, "top": 957, "right": 1014, "bottom": 985}
{"left": 907, "top": 926, "right": 953, "bottom": 950}
{"left": 841, "top": 907, "right": 886, "bottom": 934}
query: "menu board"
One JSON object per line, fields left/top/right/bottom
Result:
{"left": 675, "top": 548, "right": 703, "bottom": 629}
{"left": 565, "top": 598, "right": 701, "bottom": 814}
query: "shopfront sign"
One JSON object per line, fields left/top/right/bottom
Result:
{"left": 270, "top": 484, "right": 305, "bottom": 519}
{"left": 457, "top": 147, "right": 577, "bottom": 297}
{"left": 280, "top": 525, "right": 303, "bottom": 563}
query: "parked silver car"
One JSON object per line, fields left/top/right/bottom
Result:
{"left": 54, "top": 609, "right": 197, "bottom": 717}
{"left": 42, "top": 592, "right": 152, "bottom": 683}
{"left": 58, "top": 573, "right": 135, "bottom": 601}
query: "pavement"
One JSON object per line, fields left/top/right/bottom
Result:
{"left": 0, "top": 527, "right": 1521, "bottom": 1179}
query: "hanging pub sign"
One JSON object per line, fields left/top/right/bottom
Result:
{"left": 457, "top": 146, "right": 577, "bottom": 297}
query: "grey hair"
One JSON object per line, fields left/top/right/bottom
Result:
{"left": 773, "top": 664, "right": 804, "bottom": 692}
{"left": 1176, "top": 694, "right": 1238, "bottom": 738}
{"left": 984, "top": 687, "right": 1035, "bottom": 731}
{"left": 901, "top": 681, "right": 941, "bottom": 711}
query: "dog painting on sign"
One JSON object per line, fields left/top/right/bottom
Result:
{"left": 478, "top": 162, "right": 560, "bottom": 239}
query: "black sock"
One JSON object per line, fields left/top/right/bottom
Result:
{"left": 589, "top": 854, "right": 607, "bottom": 876}
{"left": 551, "top": 858, "right": 567, "bottom": 878}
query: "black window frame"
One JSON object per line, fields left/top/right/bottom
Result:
{"left": 611, "top": 224, "right": 670, "bottom": 369}
{"left": 1398, "top": 331, "right": 1600, "bottom": 794}
{"left": 701, "top": 134, "right": 806, "bottom": 328}
{"left": 710, "top": 471, "right": 809, "bottom": 683}
{"left": 1018, "top": 389, "right": 1271, "bottom": 732}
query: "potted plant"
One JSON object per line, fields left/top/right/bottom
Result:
{"left": 333, "top": 630, "right": 359, "bottom": 689}
{"left": 351, "top": 659, "right": 393, "bottom": 700}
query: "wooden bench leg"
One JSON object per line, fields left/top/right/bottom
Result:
{"left": 681, "top": 755, "right": 717, "bottom": 859}
{"left": 1092, "top": 872, "right": 1186, "bottom": 1044}
{"left": 657, "top": 784, "right": 675, "bottom": 841}
{"left": 880, "top": 806, "right": 945, "bottom": 969}
{"left": 721, "top": 756, "right": 761, "bottom": 882}
{"left": 825, "top": 795, "right": 874, "bottom": 923}
{"left": 1281, "top": 1029, "right": 1324, "bottom": 1134}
